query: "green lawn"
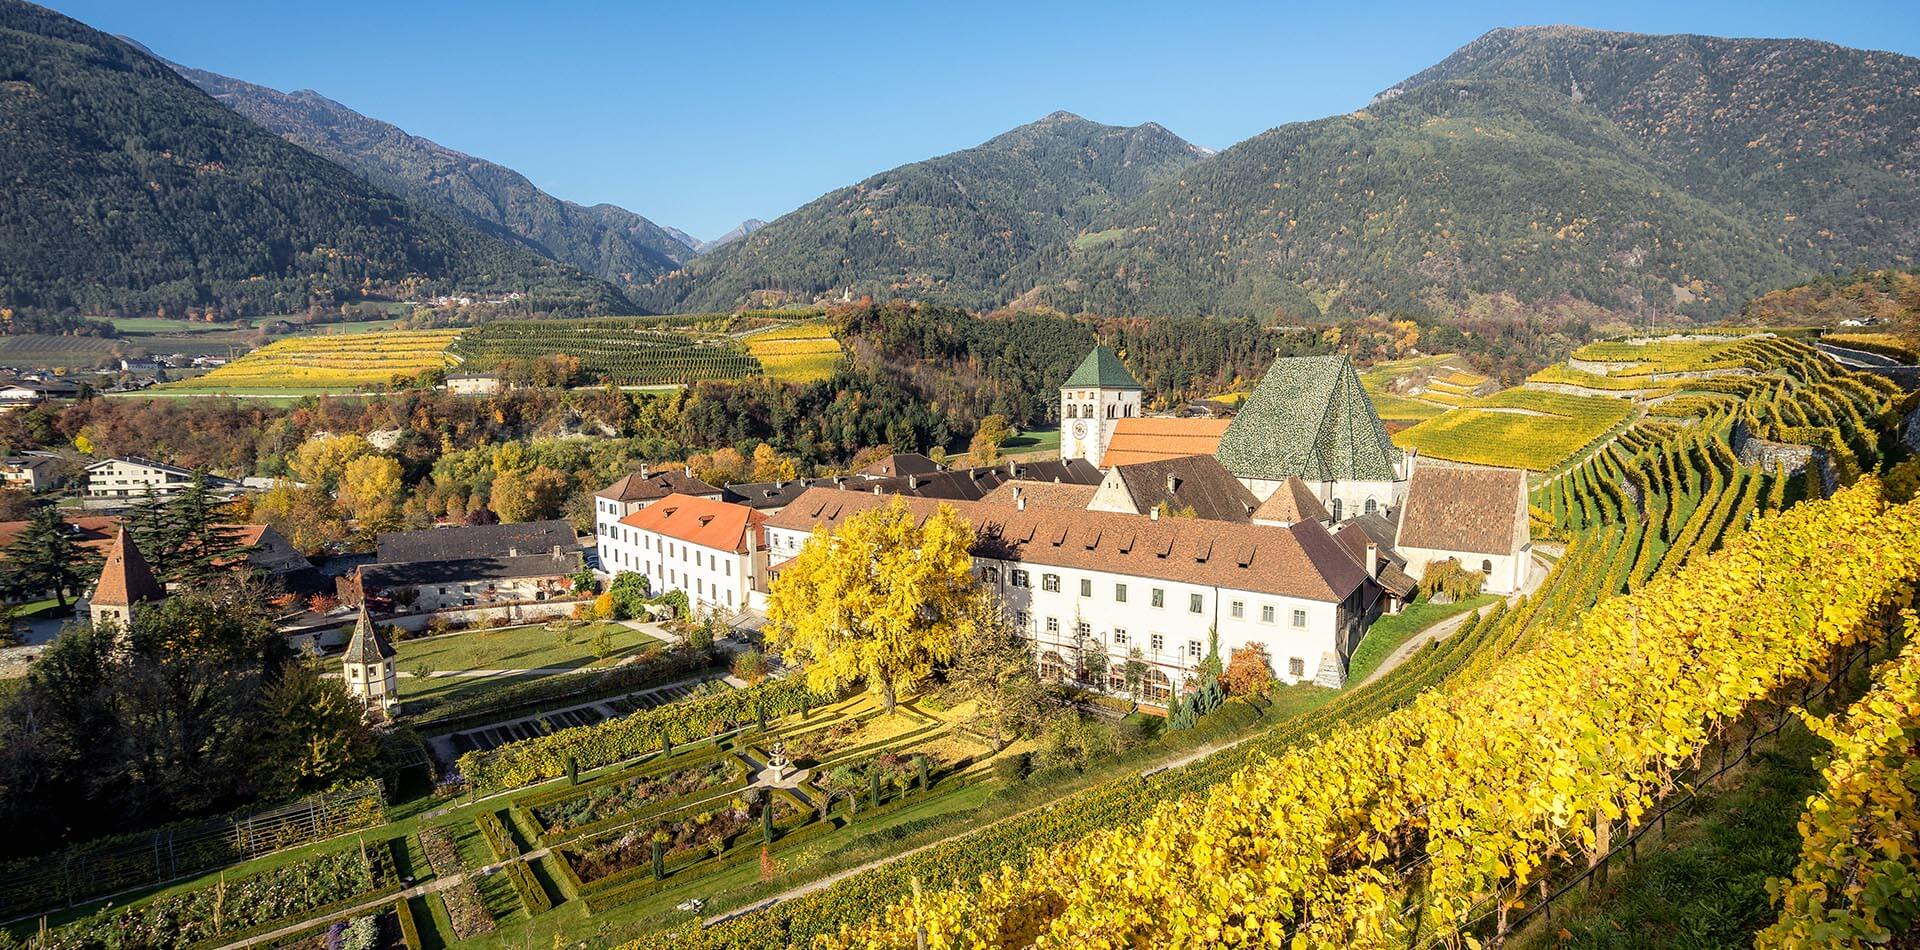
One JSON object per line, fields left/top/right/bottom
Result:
{"left": 1001, "top": 427, "right": 1060, "bottom": 455}
{"left": 1345, "top": 594, "right": 1498, "bottom": 684}
{"left": 395, "top": 622, "right": 657, "bottom": 673}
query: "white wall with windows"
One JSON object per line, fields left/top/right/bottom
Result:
{"left": 600, "top": 522, "right": 758, "bottom": 613}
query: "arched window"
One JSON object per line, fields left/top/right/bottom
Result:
{"left": 1481, "top": 559, "right": 1493, "bottom": 575}
{"left": 1364, "top": 498, "right": 1378, "bottom": 516}
{"left": 1331, "top": 498, "right": 1343, "bottom": 522}
{"left": 1106, "top": 403, "right": 1116, "bottom": 419}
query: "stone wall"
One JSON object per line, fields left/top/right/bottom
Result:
{"left": 1730, "top": 419, "right": 1834, "bottom": 495}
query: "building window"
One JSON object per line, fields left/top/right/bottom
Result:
{"left": 1112, "top": 628, "right": 1128, "bottom": 646}
{"left": 1150, "top": 633, "right": 1164, "bottom": 652}
{"left": 1331, "top": 498, "right": 1343, "bottom": 521}
{"left": 1292, "top": 609, "right": 1307, "bottom": 627}
{"left": 1011, "top": 569, "right": 1030, "bottom": 588}
{"left": 1115, "top": 583, "right": 1127, "bottom": 603}
{"left": 1482, "top": 559, "right": 1493, "bottom": 575}
{"left": 1261, "top": 604, "right": 1276, "bottom": 624}
{"left": 1079, "top": 578, "right": 1092, "bottom": 597}
{"left": 1189, "top": 593, "right": 1203, "bottom": 614}
{"left": 1046, "top": 617, "right": 1060, "bottom": 634}
{"left": 1289, "top": 657, "right": 1306, "bottom": 678}
{"left": 1042, "top": 574, "right": 1061, "bottom": 593}
{"left": 1187, "top": 639, "right": 1203, "bottom": 659}
{"left": 1365, "top": 498, "right": 1378, "bottom": 516}
{"left": 1014, "top": 610, "right": 1030, "bottom": 632}
{"left": 982, "top": 565, "right": 1000, "bottom": 584}
{"left": 1151, "top": 588, "right": 1165, "bottom": 608}
{"left": 1075, "top": 621, "right": 1091, "bottom": 638}
{"left": 1230, "top": 600, "right": 1244, "bottom": 619}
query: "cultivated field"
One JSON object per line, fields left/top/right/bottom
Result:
{"left": 743, "top": 321, "right": 845, "bottom": 382}
{"left": 163, "top": 329, "right": 460, "bottom": 392}
{"left": 1393, "top": 389, "right": 1636, "bottom": 471}
{"left": 449, "top": 318, "right": 761, "bottom": 385}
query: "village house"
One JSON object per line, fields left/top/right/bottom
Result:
{"left": 598, "top": 492, "right": 767, "bottom": 614}
{"left": 356, "top": 520, "right": 582, "bottom": 614}
{"left": 593, "top": 468, "right": 723, "bottom": 570}
{"left": 1086, "top": 454, "right": 1259, "bottom": 522}
{"left": 0, "top": 454, "right": 66, "bottom": 492}
{"left": 83, "top": 456, "right": 241, "bottom": 504}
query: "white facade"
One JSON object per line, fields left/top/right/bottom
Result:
{"left": 1398, "top": 545, "right": 1529, "bottom": 597}
{"left": 601, "top": 509, "right": 763, "bottom": 614}
{"left": 761, "top": 520, "right": 1350, "bottom": 697}
{"left": 1060, "top": 384, "right": 1142, "bottom": 465}
{"left": 85, "top": 457, "right": 202, "bottom": 500}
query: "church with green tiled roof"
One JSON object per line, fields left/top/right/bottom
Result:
{"left": 1215, "top": 354, "right": 1411, "bottom": 522}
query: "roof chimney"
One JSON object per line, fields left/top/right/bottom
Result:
{"left": 1365, "top": 541, "right": 1379, "bottom": 577}
{"left": 641, "top": 464, "right": 651, "bottom": 477}
{"left": 1012, "top": 485, "right": 1025, "bottom": 510}
{"left": 1149, "top": 506, "right": 1160, "bottom": 521}
{"left": 1165, "top": 474, "right": 1181, "bottom": 494}
{"left": 508, "top": 546, "right": 518, "bottom": 557}
{"left": 910, "top": 475, "right": 921, "bottom": 490}
{"left": 683, "top": 464, "right": 692, "bottom": 477}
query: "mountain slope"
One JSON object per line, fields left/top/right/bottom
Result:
{"left": 643, "top": 112, "right": 1208, "bottom": 311}
{"left": 698, "top": 218, "right": 766, "bottom": 253}
{"left": 0, "top": 0, "right": 625, "bottom": 317}
{"left": 1020, "top": 27, "right": 1919, "bottom": 320}
{"left": 173, "top": 64, "right": 698, "bottom": 288}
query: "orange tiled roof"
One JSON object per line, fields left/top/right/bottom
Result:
{"left": 620, "top": 493, "right": 766, "bottom": 553}
{"left": 1099, "top": 417, "right": 1232, "bottom": 467}
{"left": 93, "top": 526, "right": 164, "bottom": 607}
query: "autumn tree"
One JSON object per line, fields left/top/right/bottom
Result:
{"left": 1221, "top": 644, "right": 1276, "bottom": 696}
{"left": 338, "top": 454, "right": 403, "bottom": 535}
{"left": 252, "top": 480, "right": 347, "bottom": 555}
{"left": 969, "top": 414, "right": 1012, "bottom": 464}
{"left": 751, "top": 443, "right": 797, "bottom": 483}
{"left": 290, "top": 433, "right": 374, "bottom": 493}
{"left": 766, "top": 498, "right": 978, "bottom": 713}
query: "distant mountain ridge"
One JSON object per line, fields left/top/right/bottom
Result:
{"left": 171, "top": 64, "right": 699, "bottom": 289}
{"left": 637, "top": 111, "right": 1209, "bottom": 312}
{"left": 1015, "top": 26, "right": 1920, "bottom": 321}
{"left": 699, "top": 219, "right": 767, "bottom": 253}
{"left": 0, "top": 0, "right": 625, "bottom": 317}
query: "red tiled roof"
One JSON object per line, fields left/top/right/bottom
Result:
{"left": 1099, "top": 417, "right": 1231, "bottom": 467}
{"left": 0, "top": 515, "right": 118, "bottom": 556}
{"left": 93, "top": 526, "right": 164, "bottom": 607}
{"left": 1394, "top": 463, "right": 1530, "bottom": 556}
{"left": 979, "top": 480, "right": 1098, "bottom": 510}
{"left": 1252, "top": 476, "right": 1331, "bottom": 525}
{"left": 762, "top": 487, "right": 1367, "bottom": 603}
{"left": 619, "top": 493, "right": 765, "bottom": 553}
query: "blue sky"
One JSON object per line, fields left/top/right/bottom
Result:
{"left": 41, "top": 0, "right": 1920, "bottom": 241}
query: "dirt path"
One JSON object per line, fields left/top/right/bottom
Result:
{"left": 1355, "top": 552, "right": 1550, "bottom": 689}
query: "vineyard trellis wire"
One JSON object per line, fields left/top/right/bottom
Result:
{"left": 0, "top": 779, "right": 385, "bottom": 923}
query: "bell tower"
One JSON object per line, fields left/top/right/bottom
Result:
{"left": 1059, "top": 346, "right": 1142, "bottom": 466}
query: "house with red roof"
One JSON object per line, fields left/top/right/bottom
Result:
{"left": 604, "top": 493, "right": 767, "bottom": 614}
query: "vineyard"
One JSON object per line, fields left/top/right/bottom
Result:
{"left": 165, "top": 329, "right": 461, "bottom": 391}
{"left": 743, "top": 321, "right": 846, "bottom": 382}
{"left": 448, "top": 318, "right": 763, "bottom": 386}
{"left": 1391, "top": 388, "right": 1635, "bottom": 471}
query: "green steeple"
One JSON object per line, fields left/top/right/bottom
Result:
{"left": 1215, "top": 355, "right": 1402, "bottom": 482}
{"left": 1063, "top": 346, "right": 1141, "bottom": 390}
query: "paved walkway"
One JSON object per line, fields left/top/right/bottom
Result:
{"left": 1355, "top": 551, "right": 1550, "bottom": 689}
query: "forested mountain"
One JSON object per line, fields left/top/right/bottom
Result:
{"left": 1018, "top": 27, "right": 1919, "bottom": 321}
{"left": 172, "top": 63, "right": 700, "bottom": 289}
{"left": 0, "top": 0, "right": 627, "bottom": 318}
{"left": 640, "top": 112, "right": 1209, "bottom": 312}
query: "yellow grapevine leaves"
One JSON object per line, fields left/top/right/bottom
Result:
{"left": 827, "top": 481, "right": 1920, "bottom": 949}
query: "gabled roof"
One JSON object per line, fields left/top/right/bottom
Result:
{"left": 619, "top": 493, "right": 766, "bottom": 553}
{"left": 1251, "top": 476, "right": 1332, "bottom": 526}
{"left": 0, "top": 515, "right": 118, "bottom": 557}
{"left": 1100, "top": 417, "right": 1232, "bottom": 467}
{"left": 1106, "top": 455, "right": 1258, "bottom": 522}
{"left": 1216, "top": 355, "right": 1402, "bottom": 483}
{"left": 375, "top": 520, "right": 577, "bottom": 564}
{"left": 1063, "top": 346, "right": 1141, "bottom": 390}
{"left": 980, "top": 480, "right": 1099, "bottom": 510}
{"left": 723, "top": 476, "right": 860, "bottom": 510}
{"left": 343, "top": 604, "right": 395, "bottom": 664}
{"left": 82, "top": 456, "right": 240, "bottom": 486}
{"left": 93, "top": 526, "right": 164, "bottom": 607}
{"left": 1394, "top": 463, "right": 1530, "bottom": 557}
{"left": 855, "top": 453, "right": 944, "bottom": 478}
{"left": 359, "top": 551, "right": 580, "bottom": 589}
{"left": 763, "top": 487, "right": 1369, "bottom": 603}
{"left": 596, "top": 469, "right": 722, "bottom": 503}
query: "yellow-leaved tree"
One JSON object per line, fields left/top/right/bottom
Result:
{"left": 765, "top": 498, "right": 978, "bottom": 713}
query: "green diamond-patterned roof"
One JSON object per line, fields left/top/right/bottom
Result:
{"left": 1062, "top": 346, "right": 1141, "bottom": 389}
{"left": 1216, "top": 355, "right": 1402, "bottom": 482}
